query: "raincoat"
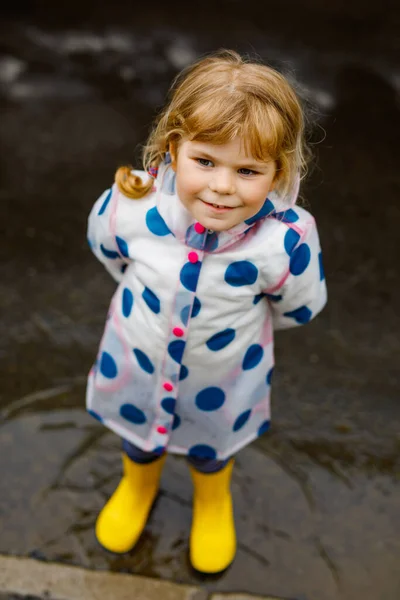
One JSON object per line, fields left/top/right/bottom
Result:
{"left": 86, "top": 159, "right": 327, "bottom": 460}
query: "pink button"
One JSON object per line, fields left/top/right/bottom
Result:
{"left": 194, "top": 222, "right": 205, "bottom": 234}
{"left": 163, "top": 382, "right": 173, "bottom": 392}
{"left": 173, "top": 327, "right": 184, "bottom": 337}
{"left": 157, "top": 426, "right": 168, "bottom": 434}
{"left": 188, "top": 251, "right": 199, "bottom": 264}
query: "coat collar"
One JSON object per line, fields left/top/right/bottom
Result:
{"left": 155, "top": 160, "right": 299, "bottom": 252}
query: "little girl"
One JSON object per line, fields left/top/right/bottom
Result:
{"left": 86, "top": 49, "right": 327, "bottom": 573}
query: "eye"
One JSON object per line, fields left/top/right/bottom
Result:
{"left": 196, "top": 158, "right": 214, "bottom": 167}
{"left": 238, "top": 168, "right": 257, "bottom": 176}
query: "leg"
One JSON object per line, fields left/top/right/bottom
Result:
{"left": 122, "top": 439, "right": 165, "bottom": 464}
{"left": 188, "top": 455, "right": 236, "bottom": 573}
{"left": 187, "top": 455, "right": 230, "bottom": 474}
{"left": 95, "top": 439, "right": 166, "bottom": 553}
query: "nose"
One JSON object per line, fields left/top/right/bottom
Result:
{"left": 208, "top": 169, "right": 235, "bottom": 195}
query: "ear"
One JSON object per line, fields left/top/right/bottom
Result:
{"left": 169, "top": 141, "right": 178, "bottom": 171}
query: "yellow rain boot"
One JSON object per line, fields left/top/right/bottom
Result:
{"left": 95, "top": 452, "right": 166, "bottom": 553}
{"left": 189, "top": 459, "right": 236, "bottom": 573}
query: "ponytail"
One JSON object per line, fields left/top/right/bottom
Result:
{"left": 115, "top": 165, "right": 155, "bottom": 199}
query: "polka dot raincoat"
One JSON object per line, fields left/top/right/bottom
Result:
{"left": 86, "top": 159, "right": 327, "bottom": 460}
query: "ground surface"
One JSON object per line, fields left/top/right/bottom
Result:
{"left": 0, "top": 2, "right": 399, "bottom": 600}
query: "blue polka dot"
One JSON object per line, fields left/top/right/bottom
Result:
{"left": 225, "top": 261, "right": 258, "bottom": 287}
{"left": 88, "top": 409, "right": 103, "bottom": 422}
{"left": 116, "top": 236, "right": 129, "bottom": 258}
{"left": 204, "top": 232, "right": 219, "bottom": 251}
{"left": 172, "top": 414, "right": 181, "bottom": 430}
{"left": 161, "top": 397, "right": 176, "bottom": 414}
{"left": 179, "top": 365, "right": 189, "bottom": 380}
{"left": 319, "top": 252, "right": 325, "bottom": 280}
{"left": 253, "top": 292, "right": 266, "bottom": 305}
{"left": 120, "top": 403, "right": 146, "bottom": 424}
{"left": 290, "top": 243, "right": 311, "bottom": 275}
{"left": 100, "top": 244, "right": 119, "bottom": 259}
{"left": 266, "top": 367, "right": 274, "bottom": 385}
{"left": 181, "top": 307, "right": 190, "bottom": 326}
{"left": 192, "top": 297, "right": 202, "bottom": 317}
{"left": 265, "top": 293, "right": 283, "bottom": 302}
{"left": 168, "top": 340, "right": 186, "bottom": 364}
{"left": 245, "top": 199, "right": 275, "bottom": 225}
{"left": 133, "top": 348, "right": 154, "bottom": 374}
{"left": 122, "top": 288, "right": 134, "bottom": 317}
{"left": 243, "top": 345, "right": 264, "bottom": 370}
{"left": 181, "top": 297, "right": 201, "bottom": 325}
{"left": 142, "top": 287, "right": 160, "bottom": 314}
{"left": 284, "top": 229, "right": 301, "bottom": 255}
{"left": 195, "top": 387, "right": 225, "bottom": 411}
{"left": 98, "top": 189, "right": 112, "bottom": 215}
{"left": 274, "top": 209, "right": 299, "bottom": 223}
{"left": 233, "top": 409, "right": 251, "bottom": 432}
{"left": 180, "top": 261, "right": 202, "bottom": 292}
{"left": 189, "top": 444, "right": 217, "bottom": 459}
{"left": 206, "top": 328, "right": 236, "bottom": 351}
{"left": 284, "top": 305, "right": 312, "bottom": 324}
{"left": 100, "top": 352, "right": 118, "bottom": 378}
{"left": 258, "top": 420, "right": 271, "bottom": 436}
{"left": 146, "top": 207, "right": 171, "bottom": 236}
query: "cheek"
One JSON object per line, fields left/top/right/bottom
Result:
{"left": 243, "top": 191, "right": 267, "bottom": 210}
{"left": 242, "top": 181, "right": 272, "bottom": 207}
{"left": 177, "top": 168, "right": 202, "bottom": 197}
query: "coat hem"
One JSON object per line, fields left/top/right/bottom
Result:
{"left": 87, "top": 408, "right": 269, "bottom": 460}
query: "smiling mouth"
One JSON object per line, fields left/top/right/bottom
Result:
{"left": 201, "top": 199, "right": 235, "bottom": 209}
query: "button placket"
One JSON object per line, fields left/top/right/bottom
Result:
{"left": 173, "top": 327, "right": 184, "bottom": 337}
{"left": 188, "top": 251, "right": 199, "bottom": 263}
{"left": 194, "top": 222, "right": 206, "bottom": 234}
{"left": 156, "top": 222, "right": 207, "bottom": 446}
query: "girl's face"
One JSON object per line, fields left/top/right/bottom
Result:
{"left": 171, "top": 136, "right": 278, "bottom": 232}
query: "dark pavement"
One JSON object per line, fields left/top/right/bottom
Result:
{"left": 0, "top": 2, "right": 399, "bottom": 600}
{"left": 0, "top": 596, "right": 42, "bottom": 600}
{"left": 0, "top": 593, "right": 43, "bottom": 600}
{"left": 0, "top": 596, "right": 44, "bottom": 600}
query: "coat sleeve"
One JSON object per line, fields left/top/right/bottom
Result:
{"left": 265, "top": 219, "right": 327, "bottom": 330}
{"left": 87, "top": 185, "right": 128, "bottom": 283}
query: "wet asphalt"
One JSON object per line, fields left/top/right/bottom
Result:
{"left": 0, "top": 596, "right": 43, "bottom": 600}
{"left": 0, "top": 596, "right": 42, "bottom": 600}
{"left": 0, "top": 1, "right": 399, "bottom": 599}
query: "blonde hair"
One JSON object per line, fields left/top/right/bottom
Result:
{"left": 116, "top": 49, "right": 310, "bottom": 200}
